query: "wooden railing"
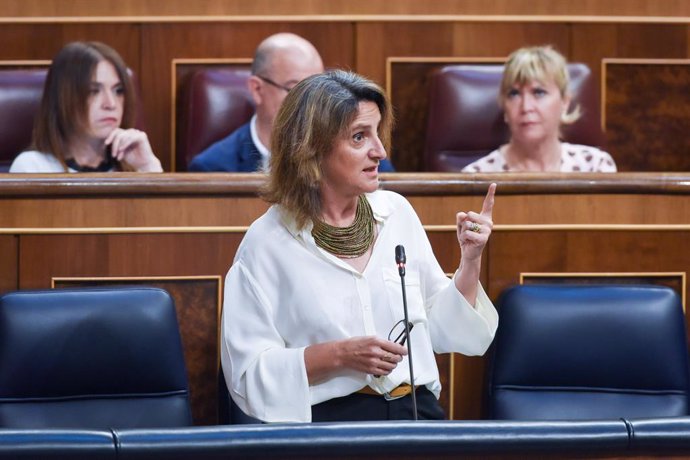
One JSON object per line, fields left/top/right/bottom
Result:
{"left": 2, "top": 172, "right": 689, "bottom": 422}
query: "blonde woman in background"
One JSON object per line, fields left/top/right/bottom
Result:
{"left": 463, "top": 45, "right": 616, "bottom": 173}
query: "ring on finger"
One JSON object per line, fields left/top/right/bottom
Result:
{"left": 383, "top": 353, "right": 392, "bottom": 362}
{"left": 469, "top": 222, "right": 481, "bottom": 233}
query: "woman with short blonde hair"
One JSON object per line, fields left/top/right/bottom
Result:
{"left": 463, "top": 45, "right": 616, "bottom": 173}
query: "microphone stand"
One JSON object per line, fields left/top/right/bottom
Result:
{"left": 396, "top": 245, "right": 417, "bottom": 420}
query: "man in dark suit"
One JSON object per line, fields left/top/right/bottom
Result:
{"left": 189, "top": 33, "right": 395, "bottom": 172}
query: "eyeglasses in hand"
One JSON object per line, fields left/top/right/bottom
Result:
{"left": 389, "top": 319, "right": 414, "bottom": 346}
{"left": 373, "top": 320, "right": 415, "bottom": 379}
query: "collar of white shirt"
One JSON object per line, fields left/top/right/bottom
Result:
{"left": 249, "top": 114, "right": 270, "bottom": 172}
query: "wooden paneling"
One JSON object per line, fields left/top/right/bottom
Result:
{"left": 0, "top": 23, "right": 140, "bottom": 68}
{"left": 0, "top": 195, "right": 267, "bottom": 228}
{"left": 3, "top": 155, "right": 690, "bottom": 423}
{"left": 17, "top": 233, "right": 242, "bottom": 288}
{"left": 410, "top": 192, "right": 690, "bottom": 226}
{"left": 0, "top": 19, "right": 688, "bottom": 171}
{"left": 605, "top": 61, "right": 690, "bottom": 171}
{"left": 452, "top": 354, "right": 487, "bottom": 420}
{"left": 357, "top": 22, "right": 455, "bottom": 84}
{"left": 389, "top": 60, "right": 454, "bottom": 172}
{"left": 359, "top": 20, "right": 569, "bottom": 82}
{"left": 571, "top": 22, "right": 690, "bottom": 129}
{"left": 360, "top": 21, "right": 568, "bottom": 87}
{"left": 0, "top": 235, "right": 17, "bottom": 294}
{"left": 488, "top": 230, "right": 690, "bottom": 302}
{"left": 571, "top": 23, "right": 690, "bottom": 68}
{"left": 3, "top": 1, "right": 690, "bottom": 18}
{"left": 4, "top": 173, "right": 690, "bottom": 227}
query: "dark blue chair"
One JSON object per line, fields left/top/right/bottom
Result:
{"left": 0, "top": 287, "right": 193, "bottom": 429}
{"left": 487, "top": 284, "right": 690, "bottom": 420}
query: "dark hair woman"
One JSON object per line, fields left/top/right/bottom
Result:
{"left": 10, "top": 41, "right": 161, "bottom": 173}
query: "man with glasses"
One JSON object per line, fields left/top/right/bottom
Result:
{"left": 189, "top": 33, "right": 395, "bottom": 172}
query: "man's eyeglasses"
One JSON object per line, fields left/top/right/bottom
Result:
{"left": 389, "top": 319, "right": 414, "bottom": 346}
{"left": 256, "top": 75, "right": 292, "bottom": 93}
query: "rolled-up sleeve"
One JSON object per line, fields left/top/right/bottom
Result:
{"left": 426, "top": 279, "right": 498, "bottom": 355}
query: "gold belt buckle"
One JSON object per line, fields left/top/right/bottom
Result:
{"left": 384, "top": 384, "right": 412, "bottom": 401}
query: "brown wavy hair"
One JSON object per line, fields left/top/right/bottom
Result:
{"left": 262, "top": 69, "right": 393, "bottom": 229}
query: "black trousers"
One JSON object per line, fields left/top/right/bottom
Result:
{"left": 311, "top": 387, "right": 446, "bottom": 422}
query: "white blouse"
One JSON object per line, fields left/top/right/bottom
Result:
{"left": 220, "top": 190, "right": 498, "bottom": 422}
{"left": 462, "top": 143, "right": 617, "bottom": 173}
{"left": 9, "top": 151, "right": 73, "bottom": 173}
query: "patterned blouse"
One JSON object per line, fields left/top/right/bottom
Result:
{"left": 461, "top": 143, "right": 617, "bottom": 173}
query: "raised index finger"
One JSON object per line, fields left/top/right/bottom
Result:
{"left": 480, "top": 183, "right": 497, "bottom": 218}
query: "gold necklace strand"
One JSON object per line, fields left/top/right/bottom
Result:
{"left": 312, "top": 195, "right": 374, "bottom": 258}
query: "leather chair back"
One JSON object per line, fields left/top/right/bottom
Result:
{"left": 0, "top": 69, "right": 47, "bottom": 172}
{"left": 0, "top": 287, "right": 193, "bottom": 429}
{"left": 487, "top": 284, "right": 690, "bottom": 420}
{"left": 176, "top": 68, "right": 254, "bottom": 171}
{"left": 424, "top": 63, "right": 604, "bottom": 171}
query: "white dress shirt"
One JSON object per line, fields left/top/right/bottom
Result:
{"left": 248, "top": 115, "right": 270, "bottom": 173}
{"left": 9, "top": 150, "right": 74, "bottom": 173}
{"left": 220, "top": 190, "right": 498, "bottom": 422}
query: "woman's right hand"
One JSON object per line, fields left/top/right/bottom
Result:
{"left": 105, "top": 128, "right": 163, "bottom": 172}
{"left": 304, "top": 336, "right": 407, "bottom": 384}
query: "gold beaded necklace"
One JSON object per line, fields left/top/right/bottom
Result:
{"left": 312, "top": 195, "right": 374, "bottom": 258}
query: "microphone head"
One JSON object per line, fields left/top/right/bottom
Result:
{"left": 395, "top": 245, "right": 406, "bottom": 264}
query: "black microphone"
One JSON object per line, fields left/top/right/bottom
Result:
{"left": 395, "top": 244, "right": 417, "bottom": 420}
{"left": 395, "top": 244, "right": 406, "bottom": 276}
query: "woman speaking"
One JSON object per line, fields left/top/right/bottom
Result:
{"left": 221, "top": 70, "right": 498, "bottom": 423}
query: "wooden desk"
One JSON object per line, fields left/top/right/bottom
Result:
{"left": 2, "top": 172, "right": 689, "bottom": 423}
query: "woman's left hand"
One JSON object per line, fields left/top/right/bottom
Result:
{"left": 456, "top": 183, "right": 496, "bottom": 261}
{"left": 105, "top": 128, "right": 163, "bottom": 172}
